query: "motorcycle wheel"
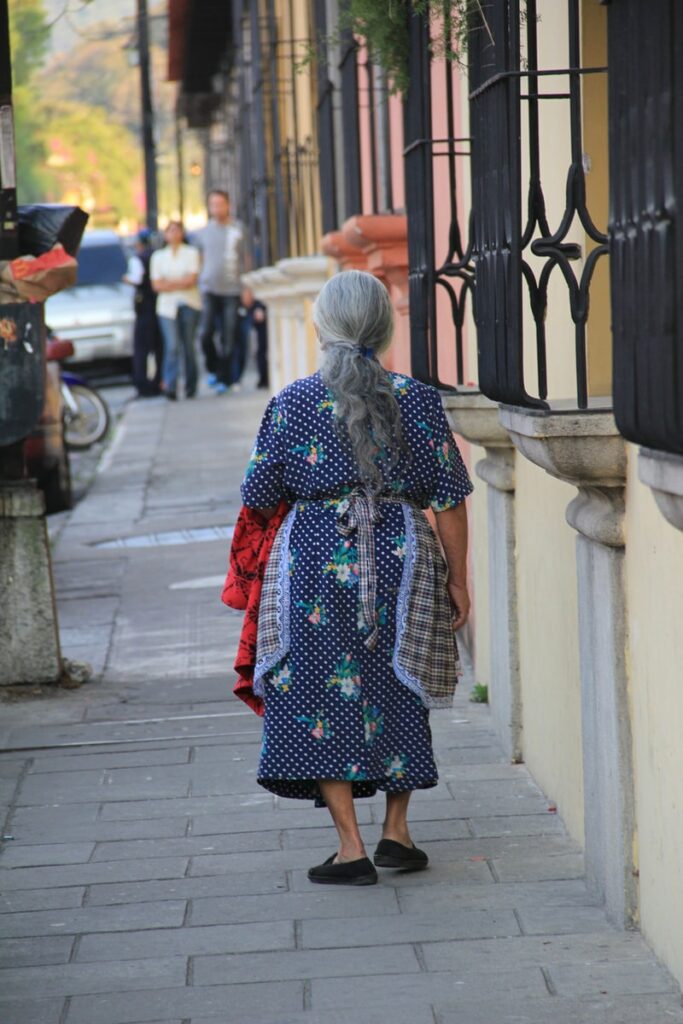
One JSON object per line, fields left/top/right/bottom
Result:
{"left": 63, "top": 383, "right": 110, "bottom": 450}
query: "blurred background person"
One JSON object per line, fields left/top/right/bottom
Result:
{"left": 231, "top": 285, "right": 268, "bottom": 392}
{"left": 123, "top": 229, "right": 163, "bottom": 398}
{"left": 150, "top": 221, "right": 201, "bottom": 401}
{"left": 194, "top": 190, "right": 243, "bottom": 395}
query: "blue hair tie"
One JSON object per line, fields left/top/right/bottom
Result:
{"left": 359, "top": 345, "right": 375, "bottom": 358}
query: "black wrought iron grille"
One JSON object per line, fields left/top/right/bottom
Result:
{"left": 469, "top": 0, "right": 608, "bottom": 409}
{"left": 608, "top": 0, "right": 683, "bottom": 455}
{"left": 404, "top": 8, "right": 474, "bottom": 388}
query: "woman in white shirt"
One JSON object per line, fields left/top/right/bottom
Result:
{"left": 150, "top": 222, "right": 201, "bottom": 400}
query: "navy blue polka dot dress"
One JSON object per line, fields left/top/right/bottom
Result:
{"left": 240, "top": 369, "right": 473, "bottom": 805}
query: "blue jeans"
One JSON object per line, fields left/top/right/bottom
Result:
{"left": 159, "top": 305, "right": 200, "bottom": 397}
{"left": 196, "top": 292, "right": 240, "bottom": 385}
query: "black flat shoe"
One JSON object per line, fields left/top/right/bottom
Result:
{"left": 308, "top": 854, "right": 378, "bottom": 886}
{"left": 373, "top": 838, "right": 429, "bottom": 871}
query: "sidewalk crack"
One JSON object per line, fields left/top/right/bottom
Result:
{"left": 540, "top": 965, "right": 557, "bottom": 996}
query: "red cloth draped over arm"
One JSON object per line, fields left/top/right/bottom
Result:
{"left": 221, "top": 500, "right": 290, "bottom": 715}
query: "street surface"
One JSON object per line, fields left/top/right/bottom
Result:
{"left": 1, "top": 374, "right": 683, "bottom": 1023}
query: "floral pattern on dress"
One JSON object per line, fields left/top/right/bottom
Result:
{"left": 384, "top": 752, "right": 410, "bottom": 779}
{"left": 245, "top": 448, "right": 268, "bottom": 478}
{"left": 291, "top": 436, "right": 326, "bottom": 467}
{"left": 288, "top": 547, "right": 299, "bottom": 576}
{"left": 270, "top": 657, "right": 295, "bottom": 694}
{"left": 363, "top": 701, "right": 384, "bottom": 745}
{"left": 344, "top": 763, "right": 368, "bottom": 781}
{"left": 271, "top": 404, "right": 286, "bottom": 433}
{"left": 323, "top": 538, "right": 360, "bottom": 587}
{"left": 296, "top": 596, "right": 328, "bottom": 629}
{"left": 357, "top": 598, "right": 388, "bottom": 634}
{"left": 391, "top": 374, "right": 412, "bottom": 397}
{"left": 296, "top": 710, "right": 333, "bottom": 741}
{"left": 417, "top": 420, "right": 436, "bottom": 450}
{"left": 391, "top": 533, "right": 407, "bottom": 560}
{"left": 326, "top": 653, "right": 362, "bottom": 701}
{"left": 316, "top": 390, "right": 337, "bottom": 416}
{"left": 437, "top": 437, "right": 459, "bottom": 471}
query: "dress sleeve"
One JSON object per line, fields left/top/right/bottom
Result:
{"left": 240, "top": 396, "right": 288, "bottom": 508}
{"left": 428, "top": 391, "right": 474, "bottom": 512}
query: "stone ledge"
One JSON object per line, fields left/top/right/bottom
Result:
{"left": 638, "top": 447, "right": 683, "bottom": 532}
{"left": 499, "top": 405, "right": 627, "bottom": 546}
{"left": 499, "top": 406, "right": 626, "bottom": 489}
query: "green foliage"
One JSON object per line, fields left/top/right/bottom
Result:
{"left": 41, "top": 100, "right": 143, "bottom": 221}
{"left": 311, "top": 0, "right": 493, "bottom": 95}
{"left": 8, "top": 0, "right": 51, "bottom": 87}
{"left": 469, "top": 682, "right": 489, "bottom": 704}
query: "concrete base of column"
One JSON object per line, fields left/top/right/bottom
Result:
{"left": 576, "top": 534, "right": 637, "bottom": 926}
{"left": 0, "top": 480, "right": 61, "bottom": 686}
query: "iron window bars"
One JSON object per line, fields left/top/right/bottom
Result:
{"left": 607, "top": 0, "right": 683, "bottom": 455}
{"left": 404, "top": 8, "right": 475, "bottom": 389}
{"left": 469, "top": 0, "right": 608, "bottom": 409}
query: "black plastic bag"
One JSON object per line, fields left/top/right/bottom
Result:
{"left": 17, "top": 205, "right": 89, "bottom": 258}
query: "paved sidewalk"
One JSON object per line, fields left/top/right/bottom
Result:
{"left": 1, "top": 378, "right": 683, "bottom": 1024}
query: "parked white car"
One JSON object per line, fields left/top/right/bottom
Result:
{"left": 45, "top": 230, "right": 135, "bottom": 367}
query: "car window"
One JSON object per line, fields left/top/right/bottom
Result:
{"left": 77, "top": 242, "right": 127, "bottom": 286}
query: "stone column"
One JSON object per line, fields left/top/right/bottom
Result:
{"left": 443, "top": 391, "right": 522, "bottom": 763}
{"left": 0, "top": 480, "right": 62, "bottom": 685}
{"left": 638, "top": 448, "right": 683, "bottom": 532}
{"left": 499, "top": 406, "right": 637, "bottom": 928}
{"left": 275, "top": 256, "right": 331, "bottom": 379}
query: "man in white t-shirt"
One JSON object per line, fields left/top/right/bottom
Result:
{"left": 150, "top": 221, "right": 201, "bottom": 400}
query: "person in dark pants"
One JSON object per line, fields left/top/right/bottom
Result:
{"left": 194, "top": 190, "right": 244, "bottom": 395}
{"left": 230, "top": 286, "right": 268, "bottom": 391}
{"left": 124, "top": 229, "right": 163, "bottom": 397}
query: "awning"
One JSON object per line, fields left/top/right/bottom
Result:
{"left": 167, "top": 0, "right": 231, "bottom": 126}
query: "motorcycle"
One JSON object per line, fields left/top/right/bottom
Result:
{"left": 61, "top": 368, "right": 110, "bottom": 450}
{"left": 47, "top": 331, "right": 111, "bottom": 450}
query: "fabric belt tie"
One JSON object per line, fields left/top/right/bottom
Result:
{"left": 336, "top": 490, "right": 384, "bottom": 651}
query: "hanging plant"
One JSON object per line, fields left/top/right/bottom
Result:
{"left": 306, "top": 1, "right": 495, "bottom": 95}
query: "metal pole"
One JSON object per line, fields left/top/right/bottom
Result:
{"left": 137, "top": 0, "right": 158, "bottom": 230}
{"left": 0, "top": 0, "right": 18, "bottom": 260}
{"left": 175, "top": 101, "right": 185, "bottom": 222}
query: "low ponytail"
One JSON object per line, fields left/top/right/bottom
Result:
{"left": 313, "top": 270, "right": 408, "bottom": 493}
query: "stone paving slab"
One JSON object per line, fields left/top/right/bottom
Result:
{"left": 1, "top": 886, "right": 86, "bottom": 913}
{"left": 4, "top": 812, "right": 190, "bottom": 846}
{"left": 0, "top": 995, "right": 66, "bottom": 1024}
{"left": 0, "top": 934, "right": 74, "bottom": 968}
{"left": 192, "top": 943, "right": 421, "bottom": 985}
{"left": 84, "top": 870, "right": 289, "bottom": 906}
{"left": 0, "top": 956, "right": 188, "bottom": 998}
{"left": 434, "top": 993, "right": 683, "bottom": 1024}
{"left": 63, "top": 980, "right": 305, "bottom": 1024}
{"left": 188, "top": 886, "right": 399, "bottom": 926}
{"left": 75, "top": 919, "right": 295, "bottom": 962}
{"left": 0, "top": 898, "right": 186, "bottom": 938}
{"left": 309, "top": 965, "right": 550, "bottom": 1009}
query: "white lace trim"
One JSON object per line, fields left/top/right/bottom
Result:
{"left": 253, "top": 507, "right": 297, "bottom": 695}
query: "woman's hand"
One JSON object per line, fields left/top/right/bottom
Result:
{"left": 447, "top": 580, "right": 470, "bottom": 631}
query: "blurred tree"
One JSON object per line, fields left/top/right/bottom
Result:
{"left": 8, "top": 0, "right": 53, "bottom": 201}
{"left": 42, "top": 100, "right": 143, "bottom": 222}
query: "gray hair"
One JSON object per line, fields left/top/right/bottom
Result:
{"left": 313, "top": 270, "right": 409, "bottom": 493}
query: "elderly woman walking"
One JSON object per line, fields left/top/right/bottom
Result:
{"left": 240, "top": 270, "right": 473, "bottom": 885}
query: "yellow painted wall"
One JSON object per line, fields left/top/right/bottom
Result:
{"left": 515, "top": 457, "right": 585, "bottom": 845}
{"left": 624, "top": 444, "right": 683, "bottom": 980}
{"left": 469, "top": 445, "right": 490, "bottom": 689}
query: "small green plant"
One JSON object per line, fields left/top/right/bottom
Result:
{"left": 469, "top": 681, "right": 488, "bottom": 703}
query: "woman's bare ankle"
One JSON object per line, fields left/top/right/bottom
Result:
{"left": 381, "top": 826, "right": 413, "bottom": 847}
